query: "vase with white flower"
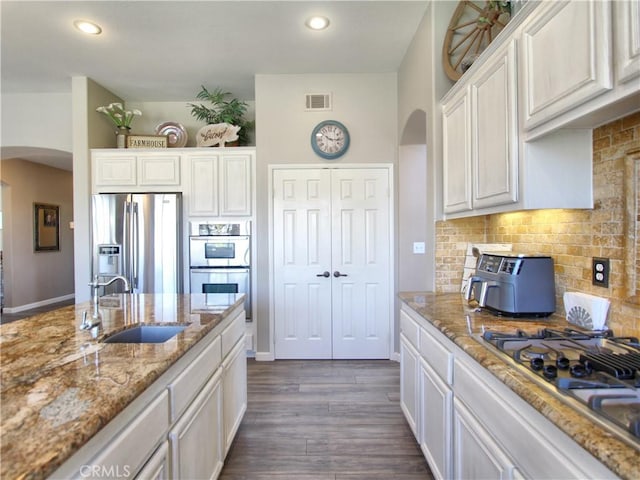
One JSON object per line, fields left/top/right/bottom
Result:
{"left": 96, "top": 103, "right": 142, "bottom": 148}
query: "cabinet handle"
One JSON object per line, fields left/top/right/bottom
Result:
{"left": 333, "top": 271, "right": 348, "bottom": 277}
{"left": 316, "top": 271, "right": 330, "bottom": 278}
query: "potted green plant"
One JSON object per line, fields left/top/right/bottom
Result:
{"left": 188, "top": 86, "right": 254, "bottom": 146}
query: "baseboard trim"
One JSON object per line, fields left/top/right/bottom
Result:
{"left": 390, "top": 351, "right": 400, "bottom": 362}
{"left": 3, "top": 294, "right": 75, "bottom": 314}
{"left": 255, "top": 351, "right": 275, "bottom": 361}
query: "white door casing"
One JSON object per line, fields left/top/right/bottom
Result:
{"left": 271, "top": 165, "right": 392, "bottom": 359}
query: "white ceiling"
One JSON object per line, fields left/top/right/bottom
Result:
{"left": 1, "top": 1, "right": 429, "bottom": 171}
{"left": 1, "top": 0, "right": 429, "bottom": 102}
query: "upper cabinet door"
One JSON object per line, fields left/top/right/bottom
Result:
{"left": 219, "top": 153, "right": 252, "bottom": 216}
{"left": 188, "top": 154, "right": 219, "bottom": 216}
{"left": 614, "top": 0, "right": 640, "bottom": 84}
{"left": 137, "top": 154, "right": 181, "bottom": 186}
{"left": 521, "top": 0, "right": 613, "bottom": 130}
{"left": 187, "top": 149, "right": 254, "bottom": 217}
{"left": 442, "top": 90, "right": 472, "bottom": 214}
{"left": 93, "top": 154, "right": 137, "bottom": 188}
{"left": 471, "top": 39, "right": 519, "bottom": 210}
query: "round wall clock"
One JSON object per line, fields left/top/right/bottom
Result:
{"left": 311, "top": 120, "right": 350, "bottom": 160}
{"left": 442, "top": 1, "right": 511, "bottom": 81}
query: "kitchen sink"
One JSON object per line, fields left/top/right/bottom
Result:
{"left": 103, "top": 325, "right": 186, "bottom": 344}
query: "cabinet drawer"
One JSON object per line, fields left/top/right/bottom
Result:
{"left": 400, "top": 310, "right": 420, "bottom": 349}
{"left": 89, "top": 390, "right": 169, "bottom": 476}
{"left": 221, "top": 310, "right": 245, "bottom": 358}
{"left": 168, "top": 335, "right": 221, "bottom": 422}
{"left": 420, "top": 327, "right": 453, "bottom": 385}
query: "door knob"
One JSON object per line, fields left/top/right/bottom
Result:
{"left": 333, "top": 271, "right": 348, "bottom": 277}
{"left": 316, "top": 271, "right": 330, "bottom": 278}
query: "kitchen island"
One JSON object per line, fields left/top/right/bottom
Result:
{"left": 400, "top": 292, "right": 639, "bottom": 480}
{"left": 0, "top": 293, "right": 246, "bottom": 480}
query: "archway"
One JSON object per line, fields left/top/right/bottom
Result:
{"left": 398, "top": 109, "right": 432, "bottom": 292}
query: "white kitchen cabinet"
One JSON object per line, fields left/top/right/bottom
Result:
{"left": 168, "top": 335, "right": 222, "bottom": 422}
{"left": 187, "top": 150, "right": 253, "bottom": 217}
{"left": 219, "top": 152, "right": 252, "bottom": 216}
{"left": 443, "top": 39, "right": 518, "bottom": 215}
{"left": 220, "top": 307, "right": 247, "bottom": 454}
{"left": 442, "top": 40, "right": 593, "bottom": 218}
{"left": 419, "top": 359, "right": 452, "bottom": 480}
{"left": 399, "top": 302, "right": 617, "bottom": 480}
{"left": 136, "top": 441, "right": 169, "bottom": 480}
{"left": 222, "top": 337, "right": 248, "bottom": 454}
{"left": 453, "top": 398, "right": 515, "bottom": 480}
{"left": 87, "top": 390, "right": 170, "bottom": 479}
{"left": 614, "top": 0, "right": 640, "bottom": 84}
{"left": 169, "top": 367, "right": 224, "bottom": 480}
{"left": 521, "top": 0, "right": 612, "bottom": 130}
{"left": 399, "top": 309, "right": 421, "bottom": 439}
{"left": 92, "top": 151, "right": 181, "bottom": 192}
{"left": 188, "top": 154, "right": 219, "bottom": 215}
{"left": 471, "top": 39, "right": 518, "bottom": 210}
{"left": 51, "top": 304, "right": 247, "bottom": 480}
{"left": 442, "top": 89, "right": 472, "bottom": 214}
{"left": 418, "top": 323, "right": 453, "bottom": 480}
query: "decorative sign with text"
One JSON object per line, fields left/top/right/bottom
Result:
{"left": 196, "top": 123, "right": 241, "bottom": 147}
{"left": 127, "top": 135, "right": 168, "bottom": 149}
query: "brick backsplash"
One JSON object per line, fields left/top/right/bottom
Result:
{"left": 435, "top": 112, "right": 640, "bottom": 335}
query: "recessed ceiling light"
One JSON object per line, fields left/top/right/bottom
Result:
{"left": 74, "top": 20, "right": 102, "bottom": 35}
{"left": 305, "top": 16, "right": 330, "bottom": 31}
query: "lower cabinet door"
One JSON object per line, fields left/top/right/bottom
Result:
{"left": 420, "top": 359, "right": 453, "bottom": 480}
{"left": 136, "top": 441, "right": 169, "bottom": 480}
{"left": 222, "top": 338, "right": 248, "bottom": 454}
{"left": 453, "top": 398, "right": 515, "bottom": 480}
{"left": 169, "top": 368, "right": 224, "bottom": 480}
{"left": 400, "top": 334, "right": 420, "bottom": 440}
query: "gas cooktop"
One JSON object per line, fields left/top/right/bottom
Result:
{"left": 479, "top": 327, "right": 640, "bottom": 446}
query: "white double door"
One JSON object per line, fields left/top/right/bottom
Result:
{"left": 273, "top": 167, "right": 392, "bottom": 359}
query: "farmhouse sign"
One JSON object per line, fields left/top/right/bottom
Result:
{"left": 196, "top": 123, "right": 241, "bottom": 147}
{"left": 127, "top": 135, "right": 168, "bottom": 149}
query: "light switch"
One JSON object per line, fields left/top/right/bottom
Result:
{"left": 413, "top": 242, "right": 425, "bottom": 254}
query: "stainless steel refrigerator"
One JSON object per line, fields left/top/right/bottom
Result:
{"left": 91, "top": 193, "right": 183, "bottom": 294}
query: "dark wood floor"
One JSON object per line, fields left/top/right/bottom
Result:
{"left": 220, "top": 359, "right": 434, "bottom": 480}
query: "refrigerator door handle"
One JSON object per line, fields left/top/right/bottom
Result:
{"left": 122, "top": 200, "right": 131, "bottom": 288}
{"left": 132, "top": 201, "right": 139, "bottom": 290}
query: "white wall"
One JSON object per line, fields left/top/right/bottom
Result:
{"left": 399, "top": 143, "right": 428, "bottom": 292}
{"left": 72, "top": 77, "right": 124, "bottom": 302}
{"left": 397, "top": 1, "right": 457, "bottom": 295}
{"left": 1, "top": 93, "right": 72, "bottom": 152}
{"left": 254, "top": 73, "right": 398, "bottom": 355}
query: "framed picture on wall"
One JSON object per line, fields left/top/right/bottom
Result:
{"left": 34, "top": 203, "right": 60, "bottom": 252}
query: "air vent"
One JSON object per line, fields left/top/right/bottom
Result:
{"left": 305, "top": 93, "right": 332, "bottom": 111}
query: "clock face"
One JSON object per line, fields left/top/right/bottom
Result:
{"left": 311, "top": 120, "right": 350, "bottom": 159}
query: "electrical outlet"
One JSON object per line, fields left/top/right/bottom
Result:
{"left": 592, "top": 257, "right": 610, "bottom": 287}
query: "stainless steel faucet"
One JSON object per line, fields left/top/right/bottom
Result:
{"left": 81, "top": 275, "right": 131, "bottom": 333}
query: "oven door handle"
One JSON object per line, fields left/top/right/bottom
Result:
{"left": 190, "top": 267, "right": 250, "bottom": 274}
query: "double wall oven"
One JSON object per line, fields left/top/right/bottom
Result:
{"left": 189, "top": 221, "right": 251, "bottom": 319}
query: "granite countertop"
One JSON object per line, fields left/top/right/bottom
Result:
{"left": 399, "top": 292, "right": 640, "bottom": 480}
{"left": 0, "top": 293, "right": 244, "bottom": 480}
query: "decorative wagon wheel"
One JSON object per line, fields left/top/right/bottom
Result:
{"left": 442, "top": 1, "right": 511, "bottom": 81}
